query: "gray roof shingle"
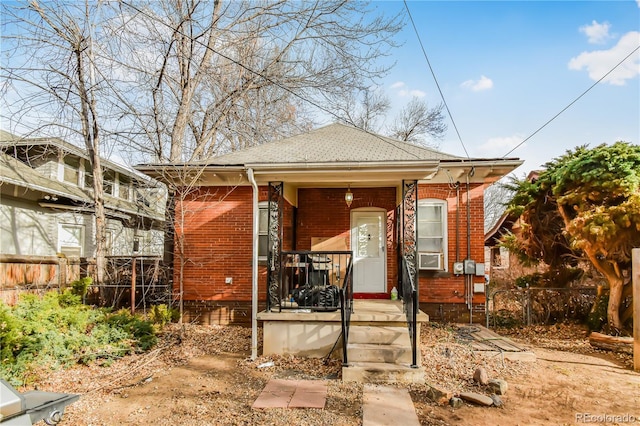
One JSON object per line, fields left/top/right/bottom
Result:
{"left": 191, "top": 123, "right": 462, "bottom": 166}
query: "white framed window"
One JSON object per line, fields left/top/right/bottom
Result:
{"left": 258, "top": 202, "right": 269, "bottom": 260}
{"left": 58, "top": 224, "right": 84, "bottom": 257}
{"left": 417, "top": 199, "right": 447, "bottom": 270}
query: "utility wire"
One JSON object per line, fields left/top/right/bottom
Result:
{"left": 503, "top": 44, "right": 640, "bottom": 158}
{"left": 121, "top": 1, "right": 425, "bottom": 160}
{"left": 403, "top": 0, "right": 470, "bottom": 159}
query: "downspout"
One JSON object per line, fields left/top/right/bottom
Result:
{"left": 455, "top": 182, "right": 460, "bottom": 263}
{"left": 466, "top": 169, "right": 475, "bottom": 323}
{"left": 248, "top": 168, "right": 259, "bottom": 361}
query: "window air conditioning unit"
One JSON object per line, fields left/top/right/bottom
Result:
{"left": 418, "top": 252, "right": 442, "bottom": 270}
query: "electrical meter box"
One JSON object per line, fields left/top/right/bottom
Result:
{"left": 453, "top": 262, "right": 464, "bottom": 275}
{"left": 463, "top": 259, "right": 476, "bottom": 275}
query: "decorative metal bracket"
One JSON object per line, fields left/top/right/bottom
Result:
{"left": 267, "top": 182, "right": 283, "bottom": 311}
{"left": 402, "top": 180, "right": 418, "bottom": 287}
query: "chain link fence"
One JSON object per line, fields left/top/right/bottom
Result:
{"left": 487, "top": 286, "right": 598, "bottom": 328}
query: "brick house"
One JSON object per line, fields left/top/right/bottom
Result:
{"left": 138, "top": 123, "right": 521, "bottom": 328}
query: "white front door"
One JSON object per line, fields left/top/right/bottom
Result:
{"left": 351, "top": 210, "right": 386, "bottom": 293}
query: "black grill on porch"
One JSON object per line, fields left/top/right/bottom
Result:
{"left": 267, "top": 250, "right": 353, "bottom": 312}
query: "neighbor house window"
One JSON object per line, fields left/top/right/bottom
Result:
{"left": 258, "top": 202, "right": 269, "bottom": 260}
{"left": 118, "top": 177, "right": 130, "bottom": 200}
{"left": 105, "top": 230, "right": 114, "bottom": 256}
{"left": 63, "top": 165, "right": 79, "bottom": 185}
{"left": 58, "top": 224, "right": 84, "bottom": 257}
{"left": 417, "top": 199, "right": 447, "bottom": 270}
{"left": 491, "top": 246, "right": 509, "bottom": 269}
{"left": 62, "top": 156, "right": 81, "bottom": 185}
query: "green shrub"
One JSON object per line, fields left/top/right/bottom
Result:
{"left": 107, "top": 310, "right": 157, "bottom": 351}
{"left": 0, "top": 291, "right": 157, "bottom": 385}
{"left": 148, "top": 304, "right": 180, "bottom": 327}
{"left": 70, "top": 277, "right": 92, "bottom": 298}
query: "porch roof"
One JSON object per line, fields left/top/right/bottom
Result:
{"left": 136, "top": 123, "right": 523, "bottom": 186}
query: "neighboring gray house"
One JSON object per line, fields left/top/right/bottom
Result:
{"left": 0, "top": 131, "right": 165, "bottom": 297}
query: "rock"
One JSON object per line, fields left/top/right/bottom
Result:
{"left": 473, "top": 366, "right": 489, "bottom": 385}
{"left": 459, "top": 392, "right": 494, "bottom": 407}
{"left": 449, "top": 397, "right": 463, "bottom": 408}
{"left": 426, "top": 384, "right": 453, "bottom": 405}
{"left": 488, "top": 379, "right": 508, "bottom": 395}
{"left": 490, "top": 394, "right": 503, "bottom": 407}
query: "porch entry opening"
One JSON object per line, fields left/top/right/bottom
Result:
{"left": 351, "top": 210, "right": 386, "bottom": 293}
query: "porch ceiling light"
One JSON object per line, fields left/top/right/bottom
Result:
{"left": 345, "top": 186, "right": 353, "bottom": 207}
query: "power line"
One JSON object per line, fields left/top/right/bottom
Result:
{"left": 403, "top": 0, "right": 470, "bottom": 159}
{"left": 121, "top": 1, "right": 425, "bottom": 160}
{"left": 502, "top": 44, "right": 640, "bottom": 158}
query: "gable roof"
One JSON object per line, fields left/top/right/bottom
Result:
{"left": 189, "top": 122, "right": 462, "bottom": 166}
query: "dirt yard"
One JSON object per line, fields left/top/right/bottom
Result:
{"left": 27, "top": 323, "right": 640, "bottom": 426}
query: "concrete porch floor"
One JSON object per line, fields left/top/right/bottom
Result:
{"left": 257, "top": 299, "right": 429, "bottom": 323}
{"left": 257, "top": 300, "right": 428, "bottom": 358}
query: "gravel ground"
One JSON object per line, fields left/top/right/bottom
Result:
{"left": 19, "top": 322, "right": 636, "bottom": 425}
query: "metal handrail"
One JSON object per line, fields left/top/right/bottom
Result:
{"left": 339, "top": 256, "right": 354, "bottom": 366}
{"left": 401, "top": 256, "right": 419, "bottom": 368}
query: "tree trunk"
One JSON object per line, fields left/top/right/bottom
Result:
{"left": 557, "top": 205, "right": 624, "bottom": 332}
{"left": 606, "top": 275, "right": 624, "bottom": 331}
{"left": 75, "top": 39, "right": 106, "bottom": 286}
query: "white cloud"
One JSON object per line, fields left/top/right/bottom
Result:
{"left": 568, "top": 31, "right": 640, "bottom": 86}
{"left": 477, "top": 135, "right": 524, "bottom": 157}
{"left": 637, "top": 0, "right": 640, "bottom": 8}
{"left": 460, "top": 75, "right": 493, "bottom": 92}
{"left": 391, "top": 82, "right": 426, "bottom": 98}
{"left": 579, "top": 20, "right": 612, "bottom": 44}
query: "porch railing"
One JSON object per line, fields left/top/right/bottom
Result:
{"left": 401, "top": 256, "right": 419, "bottom": 368}
{"left": 273, "top": 250, "right": 353, "bottom": 312}
{"left": 339, "top": 256, "right": 354, "bottom": 366}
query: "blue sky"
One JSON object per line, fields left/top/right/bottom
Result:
{"left": 372, "top": 0, "right": 639, "bottom": 175}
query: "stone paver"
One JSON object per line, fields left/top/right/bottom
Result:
{"left": 252, "top": 379, "right": 327, "bottom": 409}
{"left": 362, "top": 384, "right": 420, "bottom": 426}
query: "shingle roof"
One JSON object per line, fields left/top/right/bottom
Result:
{"left": 192, "top": 122, "right": 462, "bottom": 166}
{"left": 0, "top": 152, "right": 90, "bottom": 202}
{"left": 0, "top": 153, "right": 163, "bottom": 221}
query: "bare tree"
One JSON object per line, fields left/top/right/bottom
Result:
{"left": 102, "top": 0, "right": 404, "bottom": 163}
{"left": 388, "top": 98, "right": 447, "bottom": 149}
{"left": 1, "top": 0, "right": 112, "bottom": 284}
{"left": 484, "top": 178, "right": 515, "bottom": 233}
{"left": 332, "top": 87, "right": 391, "bottom": 132}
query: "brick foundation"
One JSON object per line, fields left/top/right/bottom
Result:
{"left": 182, "top": 300, "right": 266, "bottom": 326}
{"left": 420, "top": 302, "right": 486, "bottom": 324}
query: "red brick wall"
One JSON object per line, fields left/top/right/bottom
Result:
{"left": 296, "top": 187, "right": 398, "bottom": 293}
{"left": 174, "top": 185, "right": 294, "bottom": 302}
{"left": 417, "top": 183, "right": 486, "bottom": 306}
{"left": 173, "top": 182, "right": 487, "bottom": 323}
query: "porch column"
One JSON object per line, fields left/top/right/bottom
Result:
{"left": 267, "top": 182, "right": 284, "bottom": 311}
{"left": 402, "top": 180, "right": 418, "bottom": 293}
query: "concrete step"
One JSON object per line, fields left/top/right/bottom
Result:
{"left": 342, "top": 362, "right": 425, "bottom": 384}
{"left": 347, "top": 342, "right": 413, "bottom": 364}
{"left": 348, "top": 326, "right": 409, "bottom": 345}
